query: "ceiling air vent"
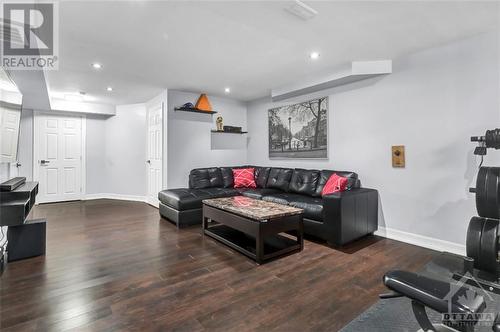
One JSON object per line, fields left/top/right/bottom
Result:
{"left": 285, "top": 0, "right": 318, "bottom": 20}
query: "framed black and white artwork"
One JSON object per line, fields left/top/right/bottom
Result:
{"left": 268, "top": 96, "right": 328, "bottom": 159}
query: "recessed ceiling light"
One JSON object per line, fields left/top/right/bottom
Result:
{"left": 224, "top": 87, "right": 231, "bottom": 93}
{"left": 106, "top": 86, "right": 113, "bottom": 92}
{"left": 310, "top": 52, "right": 320, "bottom": 60}
{"left": 91, "top": 63, "right": 102, "bottom": 69}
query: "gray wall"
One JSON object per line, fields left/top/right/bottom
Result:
{"left": 167, "top": 90, "right": 247, "bottom": 188}
{"left": 246, "top": 32, "right": 500, "bottom": 248}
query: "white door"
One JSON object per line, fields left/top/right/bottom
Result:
{"left": 0, "top": 105, "right": 21, "bottom": 163}
{"left": 147, "top": 103, "right": 163, "bottom": 207}
{"left": 34, "top": 113, "right": 84, "bottom": 203}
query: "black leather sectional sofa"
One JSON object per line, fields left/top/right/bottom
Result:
{"left": 158, "top": 166, "right": 378, "bottom": 246}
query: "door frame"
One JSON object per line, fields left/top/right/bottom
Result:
{"left": 145, "top": 102, "right": 164, "bottom": 208}
{"left": 33, "top": 111, "right": 87, "bottom": 203}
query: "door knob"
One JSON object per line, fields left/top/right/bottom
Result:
{"left": 40, "top": 160, "right": 50, "bottom": 165}
{"left": 146, "top": 160, "right": 151, "bottom": 164}
{"left": 15, "top": 162, "right": 21, "bottom": 168}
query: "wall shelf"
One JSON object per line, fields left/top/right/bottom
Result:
{"left": 174, "top": 107, "right": 217, "bottom": 115}
{"left": 211, "top": 130, "right": 248, "bottom": 134}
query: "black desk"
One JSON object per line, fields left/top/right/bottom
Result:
{"left": 0, "top": 182, "right": 46, "bottom": 262}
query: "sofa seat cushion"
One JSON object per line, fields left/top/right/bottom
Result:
{"left": 262, "top": 193, "right": 323, "bottom": 221}
{"left": 237, "top": 188, "right": 282, "bottom": 199}
{"left": 158, "top": 188, "right": 239, "bottom": 210}
{"left": 261, "top": 193, "right": 295, "bottom": 205}
{"left": 288, "top": 196, "right": 324, "bottom": 221}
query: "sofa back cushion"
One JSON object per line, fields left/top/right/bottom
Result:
{"left": 254, "top": 167, "right": 271, "bottom": 188}
{"left": 220, "top": 166, "right": 266, "bottom": 188}
{"left": 266, "top": 167, "right": 293, "bottom": 191}
{"left": 189, "top": 167, "right": 223, "bottom": 189}
{"left": 321, "top": 173, "right": 349, "bottom": 196}
{"left": 289, "top": 169, "right": 320, "bottom": 196}
{"left": 313, "top": 170, "right": 359, "bottom": 197}
{"left": 220, "top": 167, "right": 234, "bottom": 188}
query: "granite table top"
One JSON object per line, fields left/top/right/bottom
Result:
{"left": 202, "top": 196, "right": 303, "bottom": 221}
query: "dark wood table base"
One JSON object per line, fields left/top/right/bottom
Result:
{"left": 202, "top": 204, "right": 303, "bottom": 264}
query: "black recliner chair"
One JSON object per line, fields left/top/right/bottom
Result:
{"left": 158, "top": 165, "right": 379, "bottom": 246}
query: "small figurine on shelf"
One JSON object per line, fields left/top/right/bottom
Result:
{"left": 216, "top": 115, "right": 224, "bottom": 131}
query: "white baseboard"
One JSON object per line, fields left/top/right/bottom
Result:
{"left": 375, "top": 226, "right": 466, "bottom": 256}
{"left": 83, "top": 193, "right": 150, "bottom": 204}
{"left": 145, "top": 198, "right": 159, "bottom": 208}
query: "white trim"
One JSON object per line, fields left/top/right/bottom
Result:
{"left": 81, "top": 116, "right": 87, "bottom": 197}
{"left": 33, "top": 112, "right": 39, "bottom": 189}
{"left": 145, "top": 100, "right": 163, "bottom": 206}
{"left": 146, "top": 197, "right": 160, "bottom": 208}
{"left": 374, "top": 226, "right": 466, "bottom": 256}
{"left": 83, "top": 193, "right": 152, "bottom": 205}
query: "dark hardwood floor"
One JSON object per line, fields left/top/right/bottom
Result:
{"left": 0, "top": 199, "right": 436, "bottom": 331}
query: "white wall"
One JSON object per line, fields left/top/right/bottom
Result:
{"left": 167, "top": 90, "right": 247, "bottom": 188}
{"left": 0, "top": 164, "right": 10, "bottom": 182}
{"left": 104, "top": 104, "right": 147, "bottom": 196}
{"left": 17, "top": 109, "right": 33, "bottom": 180}
{"left": 86, "top": 115, "right": 107, "bottom": 194}
{"left": 246, "top": 32, "right": 500, "bottom": 251}
{"left": 50, "top": 98, "right": 116, "bottom": 116}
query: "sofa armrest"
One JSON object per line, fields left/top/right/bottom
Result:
{"left": 322, "top": 188, "right": 379, "bottom": 246}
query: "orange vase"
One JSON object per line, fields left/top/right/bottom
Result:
{"left": 195, "top": 94, "right": 212, "bottom": 112}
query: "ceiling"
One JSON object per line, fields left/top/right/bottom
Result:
{"left": 45, "top": 0, "right": 499, "bottom": 105}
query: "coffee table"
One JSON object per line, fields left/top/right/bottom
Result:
{"left": 202, "top": 196, "right": 304, "bottom": 264}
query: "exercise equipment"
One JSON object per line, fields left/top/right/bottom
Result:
{"left": 379, "top": 128, "right": 500, "bottom": 331}
{"left": 382, "top": 270, "right": 489, "bottom": 332}
{"left": 473, "top": 167, "right": 500, "bottom": 219}
{"left": 463, "top": 164, "right": 500, "bottom": 291}
{"left": 471, "top": 128, "right": 500, "bottom": 156}
{"left": 466, "top": 217, "right": 499, "bottom": 277}
{"left": 458, "top": 130, "right": 500, "bottom": 288}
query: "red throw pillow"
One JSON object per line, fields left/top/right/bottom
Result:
{"left": 321, "top": 173, "right": 349, "bottom": 196}
{"left": 233, "top": 168, "right": 257, "bottom": 188}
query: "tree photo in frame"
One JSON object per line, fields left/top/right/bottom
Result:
{"left": 268, "top": 97, "right": 328, "bottom": 159}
